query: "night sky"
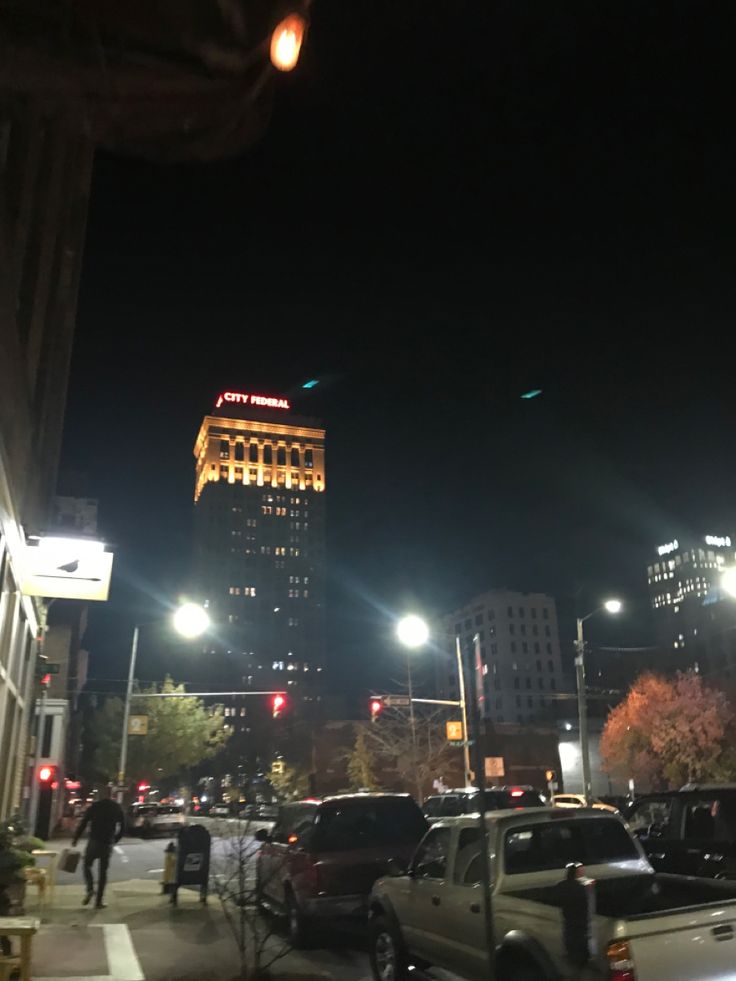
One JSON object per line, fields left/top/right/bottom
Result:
{"left": 59, "top": 0, "right": 736, "bottom": 695}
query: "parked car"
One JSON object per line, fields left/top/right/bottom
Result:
{"left": 209, "top": 803, "right": 231, "bottom": 818}
{"left": 127, "top": 803, "right": 159, "bottom": 836}
{"left": 149, "top": 804, "right": 186, "bottom": 836}
{"left": 552, "top": 792, "right": 619, "bottom": 813}
{"left": 368, "top": 807, "right": 736, "bottom": 980}
{"left": 240, "top": 800, "right": 279, "bottom": 821}
{"left": 625, "top": 787, "right": 736, "bottom": 879}
{"left": 423, "top": 786, "right": 546, "bottom": 824}
{"left": 256, "top": 793, "right": 428, "bottom": 945}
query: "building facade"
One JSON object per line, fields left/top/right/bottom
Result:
{"left": 647, "top": 534, "right": 736, "bottom": 681}
{"left": 0, "top": 103, "right": 94, "bottom": 820}
{"left": 439, "top": 589, "right": 564, "bottom": 726}
{"left": 191, "top": 392, "right": 326, "bottom": 733}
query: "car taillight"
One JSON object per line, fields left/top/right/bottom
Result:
{"left": 607, "top": 940, "right": 635, "bottom": 981}
{"left": 510, "top": 788, "right": 524, "bottom": 798}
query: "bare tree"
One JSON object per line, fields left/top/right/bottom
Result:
{"left": 360, "top": 706, "right": 461, "bottom": 798}
{"left": 211, "top": 819, "right": 291, "bottom": 980}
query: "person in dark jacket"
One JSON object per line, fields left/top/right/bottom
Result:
{"left": 73, "top": 792, "right": 125, "bottom": 908}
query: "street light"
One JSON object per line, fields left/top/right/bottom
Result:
{"left": 396, "top": 615, "right": 428, "bottom": 803}
{"left": 117, "top": 603, "right": 210, "bottom": 802}
{"left": 576, "top": 598, "right": 622, "bottom": 803}
{"left": 721, "top": 568, "right": 736, "bottom": 599}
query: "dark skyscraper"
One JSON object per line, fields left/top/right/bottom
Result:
{"left": 191, "top": 391, "right": 326, "bottom": 713}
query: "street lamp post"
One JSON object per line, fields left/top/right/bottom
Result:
{"left": 455, "top": 636, "right": 472, "bottom": 784}
{"left": 396, "top": 615, "right": 429, "bottom": 804}
{"left": 116, "top": 603, "right": 210, "bottom": 804}
{"left": 576, "top": 598, "right": 622, "bottom": 804}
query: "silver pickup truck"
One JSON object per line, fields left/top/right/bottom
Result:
{"left": 368, "top": 807, "right": 736, "bottom": 980}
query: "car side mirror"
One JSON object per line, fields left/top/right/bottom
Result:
{"left": 387, "top": 857, "right": 408, "bottom": 877}
{"left": 254, "top": 828, "right": 270, "bottom": 843}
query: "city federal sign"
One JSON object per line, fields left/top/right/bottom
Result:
{"left": 215, "top": 391, "right": 290, "bottom": 410}
{"left": 20, "top": 535, "right": 113, "bottom": 601}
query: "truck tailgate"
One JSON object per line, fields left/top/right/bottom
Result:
{"left": 625, "top": 907, "right": 736, "bottom": 980}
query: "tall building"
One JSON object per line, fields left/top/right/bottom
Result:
{"left": 191, "top": 390, "right": 326, "bottom": 714}
{"left": 646, "top": 533, "right": 736, "bottom": 680}
{"left": 438, "top": 590, "right": 564, "bottom": 726}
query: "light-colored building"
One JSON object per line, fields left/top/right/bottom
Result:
{"left": 439, "top": 589, "right": 564, "bottom": 726}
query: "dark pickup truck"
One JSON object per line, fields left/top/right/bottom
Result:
{"left": 625, "top": 786, "right": 736, "bottom": 879}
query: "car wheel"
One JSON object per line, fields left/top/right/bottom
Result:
{"left": 369, "top": 915, "right": 409, "bottom": 981}
{"left": 285, "top": 888, "right": 311, "bottom": 949}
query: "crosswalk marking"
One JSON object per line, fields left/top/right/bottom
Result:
{"left": 34, "top": 924, "right": 144, "bottom": 981}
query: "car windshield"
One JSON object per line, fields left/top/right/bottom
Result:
{"left": 504, "top": 818, "right": 640, "bottom": 874}
{"left": 312, "top": 798, "right": 427, "bottom": 852}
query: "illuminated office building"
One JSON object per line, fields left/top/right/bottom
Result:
{"left": 647, "top": 534, "right": 736, "bottom": 679}
{"left": 191, "top": 391, "right": 326, "bottom": 712}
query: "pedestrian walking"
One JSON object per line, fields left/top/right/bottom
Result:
{"left": 72, "top": 791, "right": 125, "bottom": 908}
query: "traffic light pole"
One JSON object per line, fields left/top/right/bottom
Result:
{"left": 28, "top": 683, "right": 49, "bottom": 834}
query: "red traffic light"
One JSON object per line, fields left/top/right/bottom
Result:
{"left": 138, "top": 782, "right": 150, "bottom": 792}
{"left": 38, "top": 765, "right": 54, "bottom": 784}
{"left": 272, "top": 694, "right": 286, "bottom": 718}
{"left": 40, "top": 673, "right": 51, "bottom": 688}
{"left": 370, "top": 698, "right": 383, "bottom": 721}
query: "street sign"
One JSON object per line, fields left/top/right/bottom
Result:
{"left": 446, "top": 720, "right": 464, "bottom": 742}
{"left": 484, "top": 756, "right": 505, "bottom": 778}
{"left": 383, "top": 695, "right": 411, "bottom": 707}
{"left": 128, "top": 715, "right": 149, "bottom": 735}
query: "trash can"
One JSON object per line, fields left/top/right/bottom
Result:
{"left": 172, "top": 824, "right": 211, "bottom": 906}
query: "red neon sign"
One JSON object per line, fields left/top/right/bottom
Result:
{"left": 215, "top": 392, "right": 290, "bottom": 410}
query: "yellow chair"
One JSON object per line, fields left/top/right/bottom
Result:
{"left": 0, "top": 954, "right": 21, "bottom": 981}
{"left": 22, "top": 866, "right": 49, "bottom": 907}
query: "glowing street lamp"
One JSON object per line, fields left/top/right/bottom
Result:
{"left": 721, "top": 568, "right": 736, "bottom": 599}
{"left": 576, "top": 599, "right": 623, "bottom": 803}
{"left": 396, "top": 614, "right": 429, "bottom": 649}
{"left": 117, "top": 603, "right": 210, "bottom": 802}
{"left": 270, "top": 13, "right": 307, "bottom": 72}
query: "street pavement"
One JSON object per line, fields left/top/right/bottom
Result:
{"left": 21, "top": 831, "right": 373, "bottom": 981}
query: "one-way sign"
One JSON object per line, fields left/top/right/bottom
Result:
{"left": 383, "top": 695, "right": 411, "bottom": 707}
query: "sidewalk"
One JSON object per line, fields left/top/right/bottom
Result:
{"left": 25, "top": 878, "right": 359, "bottom": 981}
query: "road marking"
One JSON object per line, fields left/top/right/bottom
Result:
{"left": 34, "top": 924, "right": 144, "bottom": 981}
{"left": 114, "top": 845, "right": 129, "bottom": 864}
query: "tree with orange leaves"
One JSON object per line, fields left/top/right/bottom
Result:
{"left": 600, "top": 670, "right": 733, "bottom": 789}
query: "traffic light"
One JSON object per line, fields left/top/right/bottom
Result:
{"left": 370, "top": 697, "right": 384, "bottom": 723}
{"left": 272, "top": 694, "right": 286, "bottom": 718}
{"left": 38, "top": 765, "right": 55, "bottom": 786}
{"left": 138, "top": 781, "right": 150, "bottom": 792}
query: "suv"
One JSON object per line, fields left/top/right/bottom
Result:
{"left": 423, "top": 786, "right": 546, "bottom": 823}
{"left": 127, "top": 803, "right": 159, "bottom": 836}
{"left": 625, "top": 787, "right": 736, "bottom": 879}
{"left": 552, "top": 792, "right": 619, "bottom": 813}
{"left": 256, "top": 793, "right": 428, "bottom": 945}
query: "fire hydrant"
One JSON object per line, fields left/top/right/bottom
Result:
{"left": 161, "top": 841, "right": 177, "bottom": 895}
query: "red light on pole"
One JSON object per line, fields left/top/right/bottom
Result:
{"left": 38, "top": 766, "right": 53, "bottom": 783}
{"left": 272, "top": 694, "right": 286, "bottom": 718}
{"left": 370, "top": 698, "right": 383, "bottom": 723}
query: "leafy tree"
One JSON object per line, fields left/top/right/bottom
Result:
{"left": 601, "top": 670, "right": 732, "bottom": 788}
{"left": 346, "top": 728, "right": 380, "bottom": 791}
{"left": 268, "top": 763, "right": 310, "bottom": 801}
{"left": 87, "top": 676, "right": 229, "bottom": 785}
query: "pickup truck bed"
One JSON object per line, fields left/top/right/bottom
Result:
{"left": 509, "top": 871, "right": 736, "bottom": 918}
